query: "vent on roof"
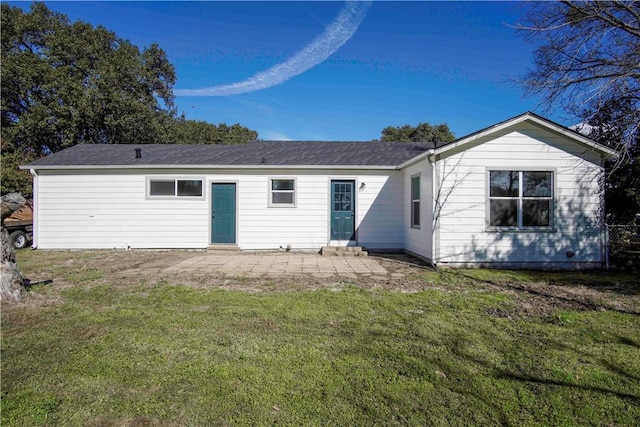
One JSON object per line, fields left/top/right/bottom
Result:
{"left": 135, "top": 148, "right": 142, "bottom": 159}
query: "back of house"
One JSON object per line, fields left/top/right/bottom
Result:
{"left": 21, "top": 112, "right": 617, "bottom": 269}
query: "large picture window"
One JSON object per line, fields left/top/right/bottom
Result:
{"left": 489, "top": 171, "right": 553, "bottom": 229}
{"left": 411, "top": 175, "right": 420, "bottom": 227}
{"left": 270, "top": 179, "right": 295, "bottom": 207}
{"left": 148, "top": 178, "right": 203, "bottom": 198}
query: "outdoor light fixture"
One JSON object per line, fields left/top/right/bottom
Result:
{"left": 359, "top": 182, "right": 366, "bottom": 191}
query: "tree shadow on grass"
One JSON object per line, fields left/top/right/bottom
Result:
{"left": 445, "top": 328, "right": 640, "bottom": 405}
{"left": 332, "top": 300, "right": 639, "bottom": 426}
{"left": 495, "top": 371, "right": 639, "bottom": 402}
{"left": 613, "top": 333, "right": 640, "bottom": 348}
{"left": 445, "top": 269, "right": 640, "bottom": 316}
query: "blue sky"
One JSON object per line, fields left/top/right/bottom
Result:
{"left": 12, "top": 1, "right": 564, "bottom": 141}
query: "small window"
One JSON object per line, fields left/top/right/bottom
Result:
{"left": 177, "top": 180, "right": 203, "bottom": 197}
{"left": 270, "top": 179, "right": 295, "bottom": 206}
{"left": 489, "top": 171, "right": 553, "bottom": 229}
{"left": 149, "top": 180, "right": 175, "bottom": 196}
{"left": 411, "top": 175, "right": 420, "bottom": 228}
{"left": 148, "top": 178, "right": 203, "bottom": 198}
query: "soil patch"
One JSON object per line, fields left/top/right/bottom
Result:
{"left": 16, "top": 249, "right": 640, "bottom": 317}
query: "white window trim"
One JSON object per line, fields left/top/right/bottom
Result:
{"left": 411, "top": 173, "right": 421, "bottom": 229}
{"left": 486, "top": 169, "right": 555, "bottom": 232}
{"left": 146, "top": 177, "right": 205, "bottom": 200}
{"left": 268, "top": 177, "right": 297, "bottom": 208}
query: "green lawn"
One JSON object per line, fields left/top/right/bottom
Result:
{"left": 2, "top": 251, "right": 639, "bottom": 426}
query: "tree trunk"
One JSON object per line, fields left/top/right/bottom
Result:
{"left": 1, "top": 193, "right": 27, "bottom": 302}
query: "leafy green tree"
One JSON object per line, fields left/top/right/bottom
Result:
{"left": 1, "top": 2, "right": 177, "bottom": 153}
{"left": 0, "top": 150, "right": 38, "bottom": 197}
{"left": 516, "top": 1, "right": 640, "bottom": 222}
{"left": 168, "top": 118, "right": 258, "bottom": 145}
{"left": 378, "top": 122, "right": 455, "bottom": 144}
{"left": 1, "top": 2, "right": 259, "bottom": 196}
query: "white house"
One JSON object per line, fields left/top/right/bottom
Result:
{"left": 21, "top": 112, "right": 617, "bottom": 268}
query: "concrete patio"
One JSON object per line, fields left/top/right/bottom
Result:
{"left": 162, "top": 252, "right": 389, "bottom": 277}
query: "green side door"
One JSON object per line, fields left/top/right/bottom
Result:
{"left": 331, "top": 180, "right": 355, "bottom": 241}
{"left": 212, "top": 183, "right": 236, "bottom": 244}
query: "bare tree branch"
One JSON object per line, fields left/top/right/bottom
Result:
{"left": 516, "top": 1, "right": 639, "bottom": 159}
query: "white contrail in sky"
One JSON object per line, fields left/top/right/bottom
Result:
{"left": 175, "top": 1, "right": 371, "bottom": 96}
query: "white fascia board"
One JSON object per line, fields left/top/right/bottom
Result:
{"left": 20, "top": 164, "right": 398, "bottom": 171}
{"left": 525, "top": 115, "right": 619, "bottom": 157}
{"left": 433, "top": 115, "right": 532, "bottom": 157}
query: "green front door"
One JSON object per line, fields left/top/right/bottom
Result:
{"left": 331, "top": 180, "right": 355, "bottom": 241}
{"left": 212, "top": 183, "right": 236, "bottom": 244}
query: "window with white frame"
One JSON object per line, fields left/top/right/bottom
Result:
{"left": 411, "top": 175, "right": 420, "bottom": 227}
{"left": 488, "top": 170, "right": 553, "bottom": 229}
{"left": 270, "top": 179, "right": 295, "bottom": 206}
{"left": 148, "top": 178, "right": 203, "bottom": 197}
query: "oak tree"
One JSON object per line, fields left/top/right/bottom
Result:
{"left": 1, "top": 2, "right": 259, "bottom": 196}
{"left": 169, "top": 118, "right": 259, "bottom": 145}
{"left": 378, "top": 122, "right": 455, "bottom": 144}
{"left": 1, "top": 2, "right": 177, "bottom": 154}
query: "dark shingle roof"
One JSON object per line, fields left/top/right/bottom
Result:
{"left": 23, "top": 141, "right": 434, "bottom": 168}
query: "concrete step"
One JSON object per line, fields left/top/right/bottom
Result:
{"left": 206, "top": 244, "right": 240, "bottom": 253}
{"left": 321, "top": 246, "right": 368, "bottom": 257}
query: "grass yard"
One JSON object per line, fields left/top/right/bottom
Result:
{"left": 2, "top": 250, "right": 639, "bottom": 426}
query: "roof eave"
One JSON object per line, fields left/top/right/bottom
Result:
{"left": 20, "top": 164, "right": 400, "bottom": 171}
{"left": 397, "top": 149, "right": 435, "bottom": 169}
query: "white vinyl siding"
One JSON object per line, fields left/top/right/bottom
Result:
{"left": 434, "top": 124, "right": 605, "bottom": 267}
{"left": 239, "top": 174, "right": 326, "bottom": 249}
{"left": 402, "top": 162, "right": 433, "bottom": 261}
{"left": 34, "top": 169, "right": 404, "bottom": 251}
{"left": 355, "top": 172, "right": 404, "bottom": 249}
{"left": 37, "top": 172, "right": 208, "bottom": 249}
